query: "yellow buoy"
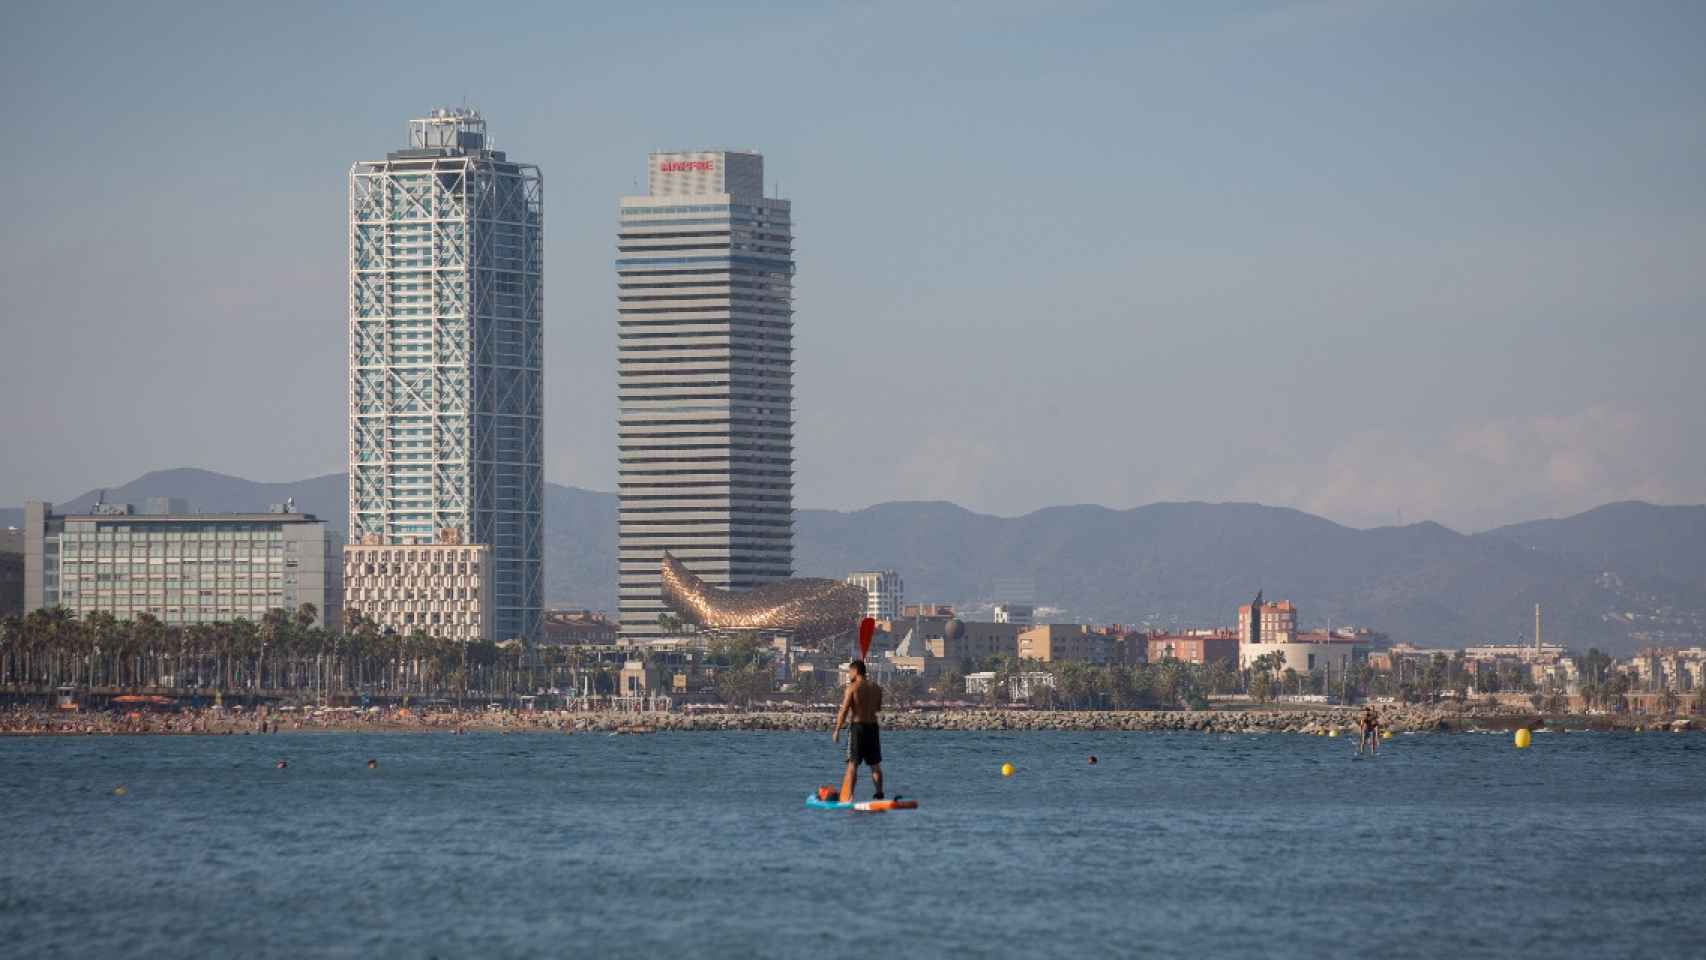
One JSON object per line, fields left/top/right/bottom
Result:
{"left": 1000, "top": 762, "right": 1014, "bottom": 777}
{"left": 1381, "top": 730, "right": 1392, "bottom": 740}
{"left": 1328, "top": 729, "right": 1340, "bottom": 738}
{"left": 113, "top": 785, "right": 127, "bottom": 797}
{"left": 1514, "top": 728, "right": 1532, "bottom": 749}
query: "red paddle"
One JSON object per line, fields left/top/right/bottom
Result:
{"left": 838, "top": 618, "right": 879, "bottom": 803}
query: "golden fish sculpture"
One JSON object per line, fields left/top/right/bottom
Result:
{"left": 660, "top": 551, "right": 868, "bottom": 643}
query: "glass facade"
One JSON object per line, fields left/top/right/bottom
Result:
{"left": 42, "top": 514, "right": 340, "bottom": 627}
{"left": 348, "top": 109, "right": 543, "bottom": 640}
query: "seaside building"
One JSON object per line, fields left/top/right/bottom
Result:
{"left": 348, "top": 108, "right": 543, "bottom": 641}
{"left": 342, "top": 534, "right": 493, "bottom": 641}
{"left": 616, "top": 150, "right": 795, "bottom": 642}
{"left": 965, "top": 670, "right": 1055, "bottom": 701}
{"left": 0, "top": 528, "right": 23, "bottom": 617}
{"left": 846, "top": 571, "right": 904, "bottom": 620}
{"left": 1146, "top": 631, "right": 1239, "bottom": 667}
{"left": 1241, "top": 629, "right": 1369, "bottom": 676}
{"left": 1463, "top": 643, "right": 1571, "bottom": 664}
{"left": 1238, "top": 596, "right": 1297, "bottom": 645}
{"left": 20, "top": 500, "right": 341, "bottom": 628}
{"left": 1018, "top": 624, "right": 1111, "bottom": 664}
{"left": 927, "top": 620, "right": 1024, "bottom": 664}
{"left": 543, "top": 609, "right": 619, "bottom": 646}
{"left": 902, "top": 603, "right": 955, "bottom": 618}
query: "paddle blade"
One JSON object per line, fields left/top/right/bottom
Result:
{"left": 858, "top": 617, "right": 876, "bottom": 660}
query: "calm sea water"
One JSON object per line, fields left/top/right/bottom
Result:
{"left": 2, "top": 728, "right": 1703, "bottom": 958}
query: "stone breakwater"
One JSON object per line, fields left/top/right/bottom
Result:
{"left": 569, "top": 707, "right": 1700, "bottom": 735}
{"left": 8, "top": 704, "right": 1695, "bottom": 736}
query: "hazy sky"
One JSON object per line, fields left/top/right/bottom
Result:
{"left": 2, "top": 0, "right": 1702, "bottom": 532}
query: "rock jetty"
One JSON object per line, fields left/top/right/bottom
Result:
{"left": 563, "top": 704, "right": 1691, "bottom": 735}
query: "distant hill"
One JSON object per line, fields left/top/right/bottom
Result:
{"left": 1481, "top": 501, "right": 1706, "bottom": 592}
{"left": 6, "top": 469, "right": 1703, "bottom": 655}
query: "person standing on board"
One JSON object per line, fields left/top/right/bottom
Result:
{"left": 1358, "top": 706, "right": 1381, "bottom": 756}
{"left": 832, "top": 660, "right": 886, "bottom": 800}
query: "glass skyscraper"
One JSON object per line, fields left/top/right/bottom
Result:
{"left": 616, "top": 151, "right": 795, "bottom": 642}
{"left": 348, "top": 109, "right": 543, "bottom": 641}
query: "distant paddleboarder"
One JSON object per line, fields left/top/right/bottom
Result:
{"left": 831, "top": 660, "right": 885, "bottom": 801}
{"left": 1358, "top": 707, "right": 1381, "bottom": 756}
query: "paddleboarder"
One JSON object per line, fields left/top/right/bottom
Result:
{"left": 831, "top": 660, "right": 885, "bottom": 800}
{"left": 1358, "top": 706, "right": 1381, "bottom": 756}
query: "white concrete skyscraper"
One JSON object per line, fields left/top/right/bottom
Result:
{"left": 347, "top": 109, "right": 543, "bottom": 641}
{"left": 616, "top": 151, "right": 794, "bottom": 642}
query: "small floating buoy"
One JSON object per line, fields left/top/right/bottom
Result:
{"left": 1514, "top": 729, "right": 1532, "bottom": 749}
{"left": 1000, "top": 762, "right": 1015, "bottom": 777}
{"left": 1328, "top": 729, "right": 1340, "bottom": 738}
{"left": 114, "top": 785, "right": 127, "bottom": 797}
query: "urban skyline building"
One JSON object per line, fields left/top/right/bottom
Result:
{"left": 615, "top": 151, "right": 795, "bottom": 642}
{"left": 846, "top": 570, "right": 903, "bottom": 620}
{"left": 20, "top": 499, "right": 341, "bottom": 630}
{"left": 348, "top": 108, "right": 543, "bottom": 640}
{"left": 343, "top": 537, "right": 493, "bottom": 642}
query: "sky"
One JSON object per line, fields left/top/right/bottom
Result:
{"left": 1, "top": 0, "right": 1702, "bottom": 532}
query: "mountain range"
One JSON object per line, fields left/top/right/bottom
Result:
{"left": 6, "top": 468, "right": 1703, "bottom": 656}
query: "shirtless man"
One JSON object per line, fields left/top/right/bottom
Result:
{"left": 831, "top": 660, "right": 886, "bottom": 800}
{"left": 1358, "top": 706, "right": 1381, "bottom": 756}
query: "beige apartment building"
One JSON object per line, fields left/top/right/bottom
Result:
{"left": 343, "top": 535, "right": 493, "bottom": 641}
{"left": 1018, "top": 624, "right": 1112, "bottom": 664}
{"left": 931, "top": 621, "right": 1024, "bottom": 663}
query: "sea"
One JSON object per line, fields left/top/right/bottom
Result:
{"left": 2, "top": 728, "right": 1703, "bottom": 958}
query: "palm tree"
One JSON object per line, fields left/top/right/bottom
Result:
{"left": 1097, "top": 664, "right": 1137, "bottom": 709}
{"left": 1658, "top": 688, "right": 1680, "bottom": 717}
{"left": 133, "top": 613, "right": 167, "bottom": 689}
{"left": 887, "top": 673, "right": 925, "bottom": 707}
{"left": 1205, "top": 659, "right": 1237, "bottom": 697}
{"left": 0, "top": 614, "right": 21, "bottom": 688}
{"left": 936, "top": 668, "right": 965, "bottom": 702}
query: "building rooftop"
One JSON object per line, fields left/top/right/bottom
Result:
{"left": 63, "top": 512, "right": 322, "bottom": 523}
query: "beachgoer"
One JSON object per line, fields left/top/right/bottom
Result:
{"left": 831, "top": 660, "right": 885, "bottom": 799}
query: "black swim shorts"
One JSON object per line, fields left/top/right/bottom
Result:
{"left": 847, "top": 722, "right": 882, "bottom": 766}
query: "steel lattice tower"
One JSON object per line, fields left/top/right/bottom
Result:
{"left": 348, "top": 109, "right": 543, "bottom": 641}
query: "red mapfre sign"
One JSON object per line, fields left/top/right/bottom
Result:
{"left": 660, "top": 160, "right": 714, "bottom": 172}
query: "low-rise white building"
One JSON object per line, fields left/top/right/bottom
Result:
{"left": 965, "top": 670, "right": 1055, "bottom": 701}
{"left": 1241, "top": 635, "right": 1369, "bottom": 676}
{"left": 846, "top": 570, "right": 904, "bottom": 620}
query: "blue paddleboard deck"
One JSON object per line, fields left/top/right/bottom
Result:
{"left": 805, "top": 794, "right": 918, "bottom": 811}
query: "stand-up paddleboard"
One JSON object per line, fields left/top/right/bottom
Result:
{"left": 806, "top": 793, "right": 918, "bottom": 812}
